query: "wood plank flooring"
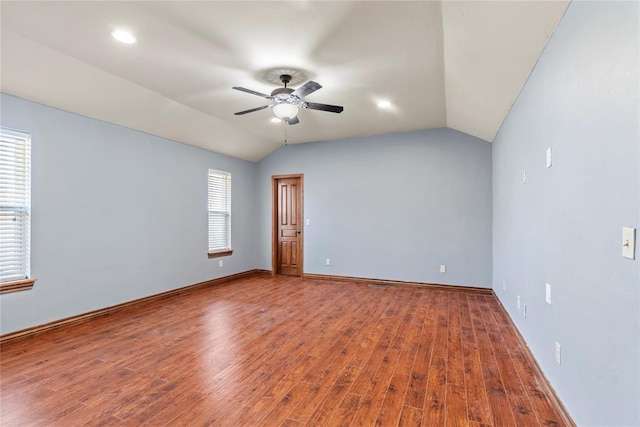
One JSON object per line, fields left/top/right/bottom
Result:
{"left": 0, "top": 273, "right": 571, "bottom": 426}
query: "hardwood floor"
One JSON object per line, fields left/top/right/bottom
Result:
{"left": 0, "top": 273, "right": 571, "bottom": 426}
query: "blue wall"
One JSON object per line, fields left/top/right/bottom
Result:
{"left": 0, "top": 94, "right": 258, "bottom": 335}
{"left": 492, "top": 2, "right": 639, "bottom": 425}
{"left": 256, "top": 128, "right": 493, "bottom": 288}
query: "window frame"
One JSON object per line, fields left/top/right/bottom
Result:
{"left": 207, "top": 169, "right": 233, "bottom": 258}
{"left": 0, "top": 128, "right": 35, "bottom": 293}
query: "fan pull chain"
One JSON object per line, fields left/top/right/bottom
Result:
{"left": 284, "top": 124, "right": 288, "bottom": 146}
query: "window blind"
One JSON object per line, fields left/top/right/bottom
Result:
{"left": 0, "top": 129, "right": 31, "bottom": 283}
{"left": 208, "top": 169, "right": 231, "bottom": 252}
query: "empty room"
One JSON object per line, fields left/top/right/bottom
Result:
{"left": 0, "top": 1, "right": 638, "bottom": 426}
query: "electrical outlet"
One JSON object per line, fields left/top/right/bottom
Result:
{"left": 219, "top": 260, "right": 223, "bottom": 268}
{"left": 325, "top": 258, "right": 331, "bottom": 266}
{"left": 555, "top": 342, "right": 562, "bottom": 365}
{"left": 545, "top": 283, "right": 552, "bottom": 304}
{"left": 522, "top": 304, "right": 527, "bottom": 318}
{"left": 440, "top": 265, "right": 446, "bottom": 273}
{"left": 517, "top": 295, "right": 521, "bottom": 310}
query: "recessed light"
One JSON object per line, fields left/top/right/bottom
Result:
{"left": 270, "top": 118, "right": 282, "bottom": 123}
{"left": 111, "top": 29, "right": 136, "bottom": 44}
{"left": 377, "top": 100, "right": 392, "bottom": 109}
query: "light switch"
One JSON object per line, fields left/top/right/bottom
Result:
{"left": 622, "top": 227, "right": 636, "bottom": 259}
{"left": 306, "top": 218, "right": 310, "bottom": 226}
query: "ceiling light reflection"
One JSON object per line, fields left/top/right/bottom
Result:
{"left": 111, "top": 29, "right": 136, "bottom": 44}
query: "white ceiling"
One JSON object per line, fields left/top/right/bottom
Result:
{"left": 0, "top": 1, "right": 568, "bottom": 162}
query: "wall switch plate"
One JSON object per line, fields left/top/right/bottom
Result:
{"left": 306, "top": 218, "right": 310, "bottom": 226}
{"left": 502, "top": 280, "right": 506, "bottom": 290}
{"left": 622, "top": 227, "right": 636, "bottom": 259}
{"left": 523, "top": 304, "right": 527, "bottom": 318}
{"left": 219, "top": 260, "right": 223, "bottom": 268}
{"left": 545, "top": 283, "right": 552, "bottom": 305}
{"left": 517, "top": 295, "right": 521, "bottom": 310}
{"left": 523, "top": 170, "right": 527, "bottom": 184}
{"left": 325, "top": 258, "right": 331, "bottom": 266}
{"left": 546, "top": 147, "right": 552, "bottom": 168}
{"left": 555, "top": 342, "right": 562, "bottom": 365}
{"left": 440, "top": 265, "right": 446, "bottom": 273}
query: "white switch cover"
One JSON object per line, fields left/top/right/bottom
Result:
{"left": 523, "top": 304, "right": 527, "bottom": 318}
{"left": 555, "top": 342, "right": 562, "bottom": 365}
{"left": 219, "top": 260, "right": 223, "bottom": 267}
{"left": 440, "top": 265, "right": 446, "bottom": 273}
{"left": 325, "top": 258, "right": 331, "bottom": 266}
{"left": 545, "top": 283, "right": 552, "bottom": 305}
{"left": 517, "top": 295, "right": 521, "bottom": 310}
{"left": 502, "top": 280, "right": 506, "bottom": 290}
{"left": 546, "top": 147, "right": 552, "bottom": 168}
{"left": 306, "top": 218, "right": 310, "bottom": 226}
{"left": 622, "top": 227, "right": 636, "bottom": 259}
{"left": 523, "top": 170, "right": 527, "bottom": 184}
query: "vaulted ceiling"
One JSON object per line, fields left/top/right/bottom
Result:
{"left": 0, "top": 1, "right": 568, "bottom": 162}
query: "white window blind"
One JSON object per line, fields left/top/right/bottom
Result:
{"left": 208, "top": 169, "right": 231, "bottom": 252}
{"left": 0, "top": 128, "right": 31, "bottom": 283}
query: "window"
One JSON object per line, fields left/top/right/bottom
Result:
{"left": 208, "top": 169, "right": 232, "bottom": 258}
{"left": 0, "top": 128, "right": 35, "bottom": 293}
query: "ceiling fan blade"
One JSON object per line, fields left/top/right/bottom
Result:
{"left": 232, "top": 86, "right": 272, "bottom": 99}
{"left": 286, "top": 116, "right": 300, "bottom": 125}
{"left": 292, "top": 81, "right": 322, "bottom": 98}
{"left": 234, "top": 105, "right": 271, "bottom": 115}
{"left": 306, "top": 102, "right": 344, "bottom": 114}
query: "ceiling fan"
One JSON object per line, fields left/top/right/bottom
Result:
{"left": 233, "top": 74, "right": 344, "bottom": 125}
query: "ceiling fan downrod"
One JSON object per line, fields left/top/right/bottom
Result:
{"left": 280, "top": 74, "right": 292, "bottom": 88}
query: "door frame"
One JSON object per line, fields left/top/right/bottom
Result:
{"left": 271, "top": 174, "right": 304, "bottom": 276}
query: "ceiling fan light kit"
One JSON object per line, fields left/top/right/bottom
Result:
{"left": 233, "top": 73, "right": 344, "bottom": 126}
{"left": 272, "top": 103, "right": 299, "bottom": 120}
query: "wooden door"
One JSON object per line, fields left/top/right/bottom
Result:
{"left": 273, "top": 175, "right": 303, "bottom": 276}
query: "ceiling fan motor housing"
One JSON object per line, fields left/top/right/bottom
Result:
{"left": 271, "top": 87, "right": 294, "bottom": 96}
